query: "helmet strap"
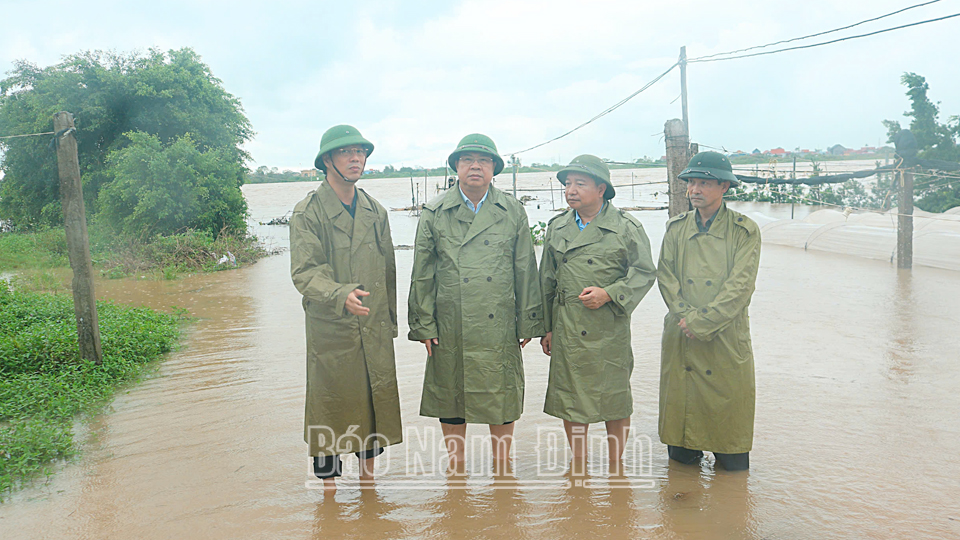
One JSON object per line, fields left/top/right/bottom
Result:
{"left": 326, "top": 154, "right": 358, "bottom": 184}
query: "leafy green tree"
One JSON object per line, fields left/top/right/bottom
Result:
{"left": 882, "top": 72, "right": 959, "bottom": 212}
{"left": 0, "top": 48, "right": 252, "bottom": 230}
{"left": 97, "top": 132, "right": 247, "bottom": 237}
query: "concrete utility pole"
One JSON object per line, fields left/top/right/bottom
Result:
{"left": 680, "top": 46, "right": 689, "bottom": 137}
{"left": 53, "top": 112, "right": 102, "bottom": 365}
{"left": 665, "top": 119, "right": 691, "bottom": 217}
{"left": 897, "top": 167, "right": 914, "bottom": 269}
{"left": 511, "top": 155, "right": 520, "bottom": 198}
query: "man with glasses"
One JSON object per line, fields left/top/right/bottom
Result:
{"left": 408, "top": 134, "right": 544, "bottom": 471}
{"left": 290, "top": 125, "right": 402, "bottom": 491}
{"left": 657, "top": 151, "right": 761, "bottom": 471}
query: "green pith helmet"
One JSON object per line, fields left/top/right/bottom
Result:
{"left": 557, "top": 154, "right": 615, "bottom": 200}
{"left": 678, "top": 151, "right": 739, "bottom": 186}
{"left": 447, "top": 133, "right": 505, "bottom": 176}
{"left": 314, "top": 124, "right": 375, "bottom": 172}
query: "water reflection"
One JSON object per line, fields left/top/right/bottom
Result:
{"left": 657, "top": 463, "right": 755, "bottom": 540}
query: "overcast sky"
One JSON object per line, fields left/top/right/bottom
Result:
{"left": 2, "top": 0, "right": 958, "bottom": 171}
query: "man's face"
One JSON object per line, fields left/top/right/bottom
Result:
{"left": 323, "top": 144, "right": 367, "bottom": 182}
{"left": 686, "top": 177, "right": 730, "bottom": 210}
{"left": 563, "top": 172, "right": 605, "bottom": 212}
{"left": 456, "top": 151, "right": 495, "bottom": 190}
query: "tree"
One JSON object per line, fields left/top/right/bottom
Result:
{"left": 883, "top": 72, "right": 960, "bottom": 212}
{"left": 0, "top": 48, "right": 252, "bottom": 232}
{"left": 97, "top": 132, "right": 247, "bottom": 237}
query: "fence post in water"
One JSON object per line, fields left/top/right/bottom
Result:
{"left": 665, "top": 119, "right": 690, "bottom": 218}
{"left": 897, "top": 168, "right": 914, "bottom": 269}
{"left": 512, "top": 155, "right": 518, "bottom": 198}
{"left": 53, "top": 111, "right": 102, "bottom": 365}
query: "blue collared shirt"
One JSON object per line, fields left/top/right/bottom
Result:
{"left": 459, "top": 186, "right": 489, "bottom": 213}
{"left": 575, "top": 202, "right": 606, "bottom": 230}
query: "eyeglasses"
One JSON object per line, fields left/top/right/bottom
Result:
{"left": 335, "top": 147, "right": 368, "bottom": 158}
{"left": 459, "top": 156, "right": 494, "bottom": 167}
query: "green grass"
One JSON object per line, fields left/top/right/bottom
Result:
{"left": 0, "top": 284, "right": 184, "bottom": 499}
{"left": 0, "top": 226, "right": 267, "bottom": 280}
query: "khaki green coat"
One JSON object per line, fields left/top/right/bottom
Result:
{"left": 408, "top": 184, "right": 545, "bottom": 424}
{"left": 290, "top": 181, "right": 402, "bottom": 456}
{"left": 540, "top": 204, "right": 657, "bottom": 423}
{"left": 658, "top": 204, "right": 761, "bottom": 454}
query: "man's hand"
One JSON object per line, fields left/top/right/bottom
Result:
{"left": 540, "top": 332, "right": 552, "bottom": 356}
{"left": 579, "top": 287, "right": 611, "bottom": 310}
{"left": 420, "top": 338, "right": 439, "bottom": 356}
{"left": 678, "top": 318, "right": 696, "bottom": 339}
{"left": 520, "top": 338, "right": 531, "bottom": 349}
{"left": 345, "top": 289, "right": 371, "bottom": 316}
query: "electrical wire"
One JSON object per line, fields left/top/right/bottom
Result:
{"left": 0, "top": 131, "right": 55, "bottom": 141}
{"left": 508, "top": 62, "right": 679, "bottom": 156}
{"left": 688, "top": 12, "right": 960, "bottom": 63}
{"left": 691, "top": 0, "right": 942, "bottom": 61}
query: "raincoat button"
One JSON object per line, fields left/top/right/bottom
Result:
{"left": 581, "top": 330, "right": 587, "bottom": 336}
{"left": 685, "top": 366, "right": 692, "bottom": 372}
{"left": 375, "top": 281, "right": 380, "bottom": 287}
{"left": 706, "top": 369, "right": 712, "bottom": 375}
{"left": 380, "top": 321, "right": 385, "bottom": 327}
{"left": 562, "top": 257, "right": 567, "bottom": 263}
{"left": 679, "top": 302, "right": 684, "bottom": 307}
{"left": 463, "top": 277, "right": 469, "bottom": 283}
{"left": 487, "top": 276, "right": 492, "bottom": 282}
{"left": 531, "top": 312, "right": 536, "bottom": 317}
{"left": 488, "top": 314, "right": 494, "bottom": 319}
{"left": 738, "top": 217, "right": 743, "bottom": 222}
{"left": 701, "top": 308, "right": 708, "bottom": 314}
{"left": 687, "top": 279, "right": 693, "bottom": 284}
{"left": 484, "top": 240, "right": 490, "bottom": 245}
{"left": 705, "top": 281, "right": 712, "bottom": 286}
{"left": 619, "top": 295, "right": 625, "bottom": 301}
{"left": 587, "top": 259, "right": 593, "bottom": 264}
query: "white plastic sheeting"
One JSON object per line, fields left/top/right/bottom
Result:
{"left": 761, "top": 207, "right": 960, "bottom": 271}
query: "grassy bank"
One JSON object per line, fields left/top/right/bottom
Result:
{"left": 0, "top": 285, "right": 184, "bottom": 498}
{"left": 0, "top": 227, "right": 267, "bottom": 279}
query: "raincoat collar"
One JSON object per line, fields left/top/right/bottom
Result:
{"left": 318, "top": 181, "right": 376, "bottom": 245}
{"left": 686, "top": 203, "right": 728, "bottom": 240}
{"left": 556, "top": 202, "right": 618, "bottom": 252}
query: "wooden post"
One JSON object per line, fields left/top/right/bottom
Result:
{"left": 665, "top": 119, "right": 690, "bottom": 217}
{"left": 53, "top": 112, "right": 102, "bottom": 365}
{"left": 512, "top": 155, "right": 518, "bottom": 198}
{"left": 897, "top": 167, "right": 914, "bottom": 269}
{"left": 550, "top": 177, "right": 555, "bottom": 210}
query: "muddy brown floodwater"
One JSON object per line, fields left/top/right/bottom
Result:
{"left": 2, "top": 167, "right": 959, "bottom": 539}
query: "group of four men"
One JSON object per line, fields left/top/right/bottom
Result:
{"left": 290, "top": 125, "right": 761, "bottom": 490}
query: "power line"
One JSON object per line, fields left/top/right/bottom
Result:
{"left": 0, "top": 131, "right": 55, "bottom": 141}
{"left": 688, "top": 12, "right": 960, "bottom": 63}
{"left": 691, "top": 0, "right": 942, "bottom": 61}
{"left": 508, "top": 62, "right": 679, "bottom": 156}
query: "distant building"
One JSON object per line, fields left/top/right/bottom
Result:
{"left": 751, "top": 148, "right": 762, "bottom": 155}
{"left": 764, "top": 147, "right": 788, "bottom": 157}
{"left": 300, "top": 169, "right": 319, "bottom": 178}
{"left": 828, "top": 144, "right": 847, "bottom": 156}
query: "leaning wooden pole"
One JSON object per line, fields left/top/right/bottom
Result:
{"left": 53, "top": 112, "right": 102, "bottom": 365}
{"left": 665, "top": 119, "right": 690, "bottom": 218}
{"left": 897, "top": 167, "right": 914, "bottom": 269}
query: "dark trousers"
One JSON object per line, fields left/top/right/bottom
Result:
{"left": 313, "top": 446, "right": 384, "bottom": 479}
{"left": 668, "top": 445, "right": 749, "bottom": 471}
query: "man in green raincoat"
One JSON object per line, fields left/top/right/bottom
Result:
{"left": 408, "top": 134, "right": 545, "bottom": 467}
{"left": 658, "top": 151, "right": 761, "bottom": 471}
{"left": 539, "top": 155, "right": 656, "bottom": 464}
{"left": 290, "top": 125, "right": 402, "bottom": 490}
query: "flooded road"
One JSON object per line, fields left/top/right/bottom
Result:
{"left": 2, "top": 167, "right": 959, "bottom": 539}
